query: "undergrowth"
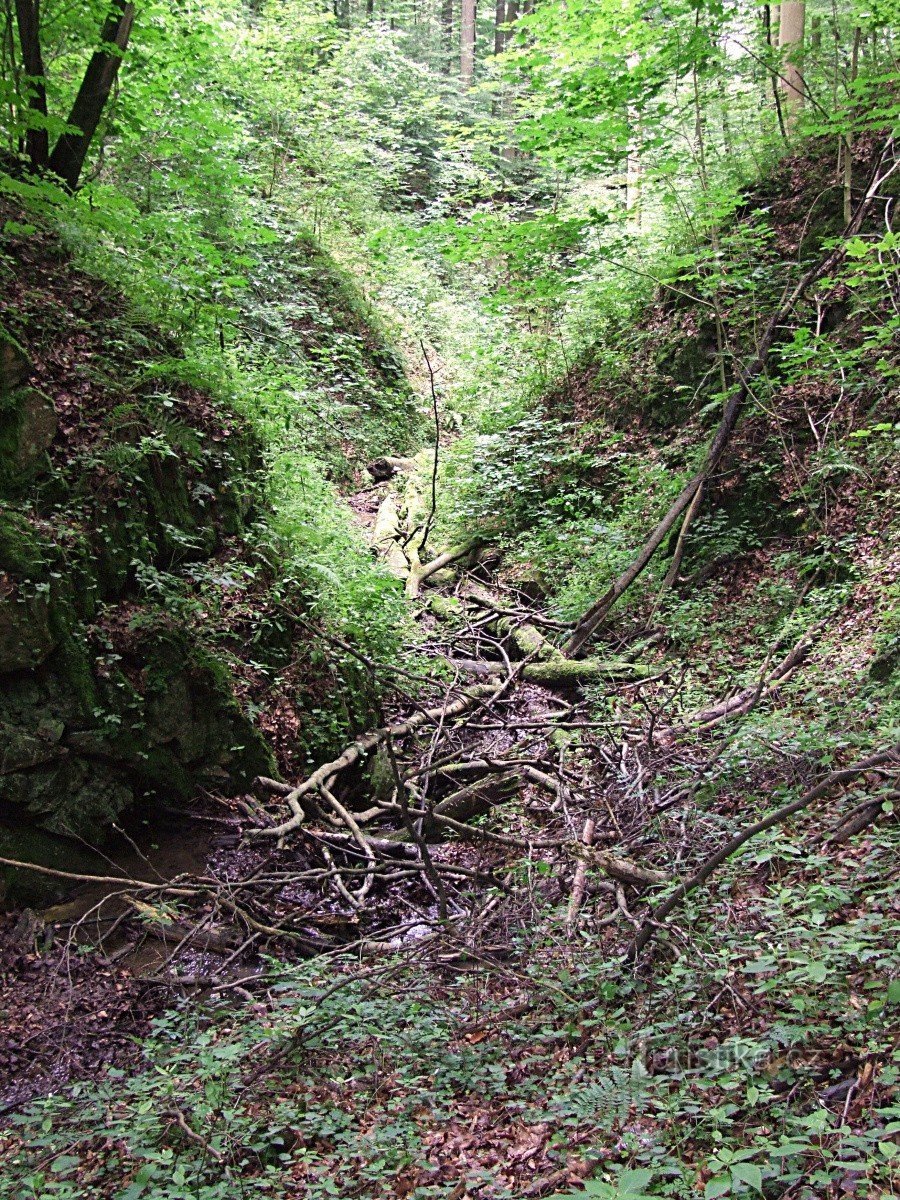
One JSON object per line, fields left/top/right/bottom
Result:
{"left": 2, "top": 814, "right": 898, "bottom": 1198}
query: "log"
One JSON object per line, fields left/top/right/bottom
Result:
{"left": 521, "top": 658, "right": 648, "bottom": 686}
{"left": 593, "top": 852, "right": 667, "bottom": 887}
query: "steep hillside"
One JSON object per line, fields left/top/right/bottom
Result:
{"left": 0, "top": 199, "right": 407, "bottom": 859}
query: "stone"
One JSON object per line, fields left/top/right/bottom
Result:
{"left": 0, "top": 339, "right": 29, "bottom": 394}
{"left": 0, "top": 388, "right": 58, "bottom": 485}
{"left": 0, "top": 590, "right": 57, "bottom": 672}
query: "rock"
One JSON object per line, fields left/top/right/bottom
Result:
{"left": 366, "top": 455, "right": 416, "bottom": 482}
{"left": 870, "top": 642, "right": 899, "bottom": 682}
{"left": 0, "top": 339, "right": 29, "bottom": 394}
{"left": 0, "top": 719, "right": 63, "bottom": 771}
{"left": 0, "top": 590, "right": 57, "bottom": 672}
{"left": 0, "top": 388, "right": 57, "bottom": 485}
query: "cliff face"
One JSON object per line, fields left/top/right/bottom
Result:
{"left": 0, "top": 210, "right": 278, "bottom": 843}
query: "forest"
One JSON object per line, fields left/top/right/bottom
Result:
{"left": 0, "top": 0, "right": 898, "bottom": 1195}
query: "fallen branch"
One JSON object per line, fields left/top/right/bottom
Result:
{"left": 0, "top": 856, "right": 200, "bottom": 894}
{"left": 683, "top": 622, "right": 823, "bottom": 731}
{"left": 250, "top": 681, "right": 511, "bottom": 842}
{"left": 566, "top": 818, "right": 596, "bottom": 928}
{"left": 626, "top": 744, "right": 900, "bottom": 959}
{"left": 406, "top": 540, "right": 478, "bottom": 599}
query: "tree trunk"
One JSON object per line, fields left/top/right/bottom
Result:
{"left": 494, "top": 0, "right": 505, "bottom": 56}
{"left": 625, "top": 51, "right": 641, "bottom": 226}
{"left": 504, "top": 0, "right": 519, "bottom": 48}
{"left": 779, "top": 0, "right": 805, "bottom": 120}
{"left": 13, "top": 0, "right": 48, "bottom": 168}
{"left": 47, "top": 0, "right": 135, "bottom": 191}
{"left": 441, "top": 0, "right": 454, "bottom": 72}
{"left": 460, "top": 0, "right": 476, "bottom": 87}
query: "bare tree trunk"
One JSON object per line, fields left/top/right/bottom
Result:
{"left": 763, "top": 3, "right": 787, "bottom": 140}
{"left": 460, "top": 0, "right": 476, "bottom": 87}
{"left": 494, "top": 0, "right": 505, "bottom": 56}
{"left": 779, "top": 0, "right": 805, "bottom": 121}
{"left": 504, "top": 0, "right": 518, "bottom": 47}
{"left": 841, "top": 27, "right": 861, "bottom": 223}
{"left": 47, "top": 0, "right": 134, "bottom": 191}
{"left": 13, "top": 0, "right": 47, "bottom": 168}
{"left": 441, "top": 0, "right": 454, "bottom": 72}
{"left": 625, "top": 51, "right": 641, "bottom": 226}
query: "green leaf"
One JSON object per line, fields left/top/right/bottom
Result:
{"left": 617, "top": 1168, "right": 656, "bottom": 1196}
{"left": 705, "top": 1176, "right": 732, "bottom": 1199}
{"left": 50, "top": 1155, "right": 81, "bottom": 1173}
{"left": 731, "top": 1163, "right": 763, "bottom": 1191}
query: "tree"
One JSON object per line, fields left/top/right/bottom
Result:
{"left": 504, "top": 0, "right": 519, "bottom": 48}
{"left": 12, "top": 0, "right": 135, "bottom": 190}
{"left": 779, "top": 0, "right": 805, "bottom": 118}
{"left": 13, "top": 0, "right": 48, "bottom": 169}
{"left": 461, "top": 0, "right": 476, "bottom": 86}
{"left": 442, "top": 0, "right": 454, "bottom": 72}
{"left": 495, "top": 0, "right": 506, "bottom": 57}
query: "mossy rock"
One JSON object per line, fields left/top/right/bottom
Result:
{"left": 0, "top": 337, "right": 29, "bottom": 394}
{"left": 0, "top": 590, "right": 56, "bottom": 672}
{"left": 0, "top": 388, "right": 57, "bottom": 491}
{"left": 0, "top": 822, "right": 109, "bottom": 907}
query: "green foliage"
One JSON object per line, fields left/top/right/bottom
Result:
{"left": 3, "top": 818, "right": 899, "bottom": 1197}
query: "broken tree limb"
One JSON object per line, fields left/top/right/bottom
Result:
{"left": 250, "top": 681, "right": 511, "bottom": 842}
{"left": 432, "top": 772, "right": 519, "bottom": 824}
{"left": 594, "top": 852, "right": 668, "bottom": 887}
{"left": 566, "top": 818, "right": 596, "bottom": 927}
{"left": 430, "top": 586, "right": 649, "bottom": 686}
{"left": 683, "top": 621, "right": 823, "bottom": 731}
{"left": 406, "top": 540, "right": 478, "bottom": 598}
{"left": 567, "top": 139, "right": 899, "bottom": 657}
{"left": 626, "top": 743, "right": 900, "bottom": 959}
{"left": 521, "top": 657, "right": 649, "bottom": 686}
{"left": 661, "top": 480, "right": 705, "bottom": 593}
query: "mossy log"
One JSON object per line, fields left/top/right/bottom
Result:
{"left": 522, "top": 657, "right": 648, "bottom": 686}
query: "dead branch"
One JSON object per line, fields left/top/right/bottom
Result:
{"left": 566, "top": 818, "right": 596, "bottom": 928}
{"left": 594, "top": 852, "right": 668, "bottom": 887}
{"left": 626, "top": 744, "right": 900, "bottom": 959}
{"left": 406, "top": 540, "right": 478, "bottom": 599}
{"left": 251, "top": 680, "right": 512, "bottom": 841}
{"left": 683, "top": 621, "right": 823, "bottom": 731}
{"left": 0, "top": 856, "right": 201, "bottom": 894}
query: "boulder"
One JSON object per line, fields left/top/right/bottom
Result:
{"left": 0, "top": 388, "right": 58, "bottom": 486}
{"left": 0, "top": 339, "right": 29, "bottom": 394}
{"left": 0, "top": 589, "right": 57, "bottom": 672}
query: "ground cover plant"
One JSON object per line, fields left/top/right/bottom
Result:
{"left": 0, "top": 0, "right": 898, "bottom": 1196}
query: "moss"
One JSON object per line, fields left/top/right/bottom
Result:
{"left": 0, "top": 508, "right": 49, "bottom": 575}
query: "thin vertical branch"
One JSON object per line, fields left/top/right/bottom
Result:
{"left": 418, "top": 340, "right": 441, "bottom": 559}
